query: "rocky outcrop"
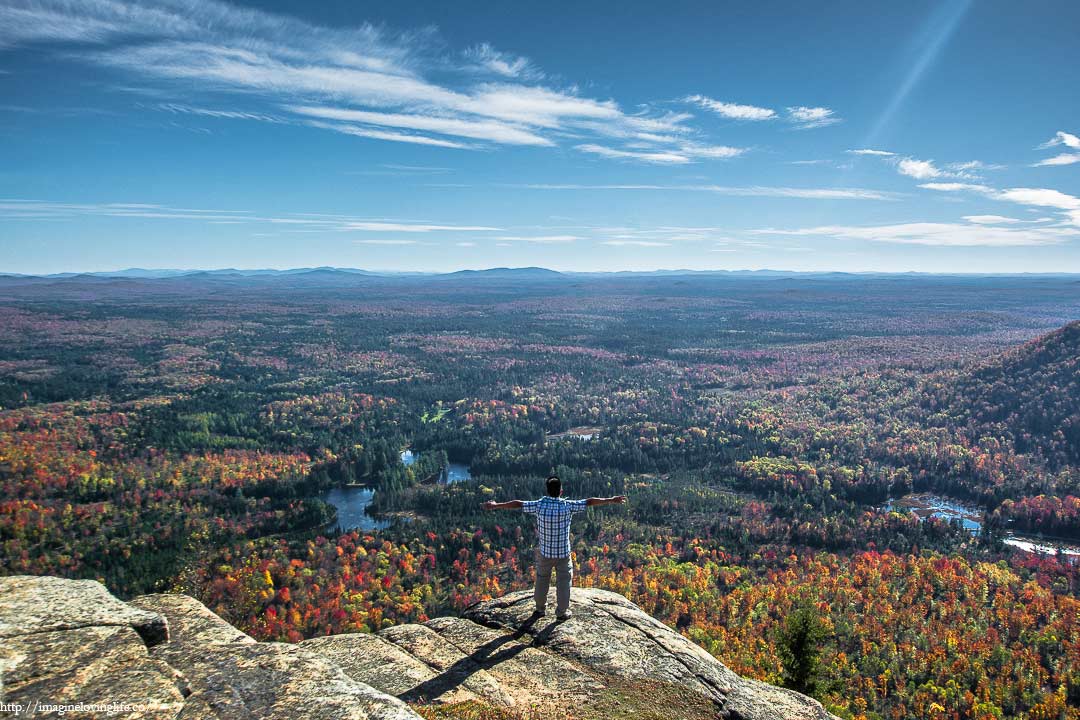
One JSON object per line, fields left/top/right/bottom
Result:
{"left": 0, "top": 576, "right": 837, "bottom": 720}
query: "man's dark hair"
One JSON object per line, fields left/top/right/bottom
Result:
{"left": 546, "top": 475, "right": 561, "bottom": 497}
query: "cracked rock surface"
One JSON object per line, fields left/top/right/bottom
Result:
{"left": 0, "top": 576, "right": 836, "bottom": 720}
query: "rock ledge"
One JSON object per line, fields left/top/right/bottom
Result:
{"left": 0, "top": 576, "right": 836, "bottom": 720}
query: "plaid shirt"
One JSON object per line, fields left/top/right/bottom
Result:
{"left": 522, "top": 496, "right": 588, "bottom": 559}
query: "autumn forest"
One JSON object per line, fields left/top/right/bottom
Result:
{"left": 1, "top": 269, "right": 1078, "bottom": 720}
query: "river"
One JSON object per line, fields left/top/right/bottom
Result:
{"left": 883, "top": 493, "right": 1080, "bottom": 557}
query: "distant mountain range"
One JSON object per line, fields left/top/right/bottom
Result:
{"left": 5, "top": 266, "right": 1079, "bottom": 281}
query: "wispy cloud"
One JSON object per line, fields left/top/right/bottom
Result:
{"left": 847, "top": 149, "right": 895, "bottom": 156}
{"left": 919, "top": 181, "right": 1080, "bottom": 227}
{"left": 919, "top": 182, "right": 993, "bottom": 193}
{"left": 683, "top": 95, "right": 776, "bottom": 121}
{"left": 0, "top": 199, "right": 501, "bottom": 233}
{"left": 1033, "top": 153, "right": 1080, "bottom": 167}
{"left": 896, "top": 156, "right": 992, "bottom": 180}
{"left": 518, "top": 183, "right": 896, "bottom": 200}
{"left": 353, "top": 239, "right": 420, "bottom": 245}
{"left": 462, "top": 43, "right": 540, "bottom": 80}
{"left": 600, "top": 240, "right": 670, "bottom": 247}
{"left": 786, "top": 106, "right": 840, "bottom": 129}
{"left": 289, "top": 104, "right": 552, "bottom": 146}
{"left": 1037, "top": 131, "right": 1080, "bottom": 150}
{"left": 575, "top": 144, "right": 693, "bottom": 164}
{"left": 756, "top": 221, "right": 1078, "bottom": 247}
{"left": 495, "top": 235, "right": 580, "bottom": 243}
{"left": 685, "top": 97, "right": 839, "bottom": 128}
{"left": 336, "top": 221, "right": 500, "bottom": 232}
{"left": 897, "top": 157, "right": 946, "bottom": 180}
{"left": 962, "top": 215, "right": 1023, "bottom": 224}
{"left": 1032, "top": 132, "right": 1080, "bottom": 166}
{"left": 304, "top": 120, "right": 473, "bottom": 148}
{"left": 1, "top": 0, "right": 752, "bottom": 162}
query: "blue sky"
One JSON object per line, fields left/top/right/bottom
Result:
{"left": 1, "top": 0, "right": 1079, "bottom": 273}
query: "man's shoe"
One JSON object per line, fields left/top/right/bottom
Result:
{"left": 530, "top": 609, "right": 546, "bottom": 618}
{"left": 555, "top": 611, "right": 572, "bottom": 621}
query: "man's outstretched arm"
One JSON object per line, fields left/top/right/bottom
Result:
{"left": 482, "top": 500, "right": 525, "bottom": 511}
{"left": 585, "top": 495, "right": 627, "bottom": 507}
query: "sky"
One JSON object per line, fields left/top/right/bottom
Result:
{"left": 1, "top": 0, "right": 1079, "bottom": 274}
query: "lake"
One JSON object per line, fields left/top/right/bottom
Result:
{"left": 883, "top": 493, "right": 1080, "bottom": 557}
{"left": 322, "top": 486, "right": 389, "bottom": 532}
{"left": 401, "top": 448, "right": 472, "bottom": 484}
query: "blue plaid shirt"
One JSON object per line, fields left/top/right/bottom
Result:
{"left": 522, "top": 496, "right": 588, "bottom": 558}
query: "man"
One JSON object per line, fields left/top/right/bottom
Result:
{"left": 482, "top": 475, "right": 626, "bottom": 621}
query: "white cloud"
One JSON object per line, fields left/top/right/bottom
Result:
{"left": 1032, "top": 132, "right": 1080, "bottom": 167}
{"left": 786, "top": 106, "right": 840, "bottom": 129}
{"left": 919, "top": 179, "right": 1080, "bottom": 228}
{"left": 2, "top": 0, "right": 728, "bottom": 159}
{"left": 288, "top": 104, "right": 551, "bottom": 145}
{"left": 518, "top": 183, "right": 895, "bottom": 200}
{"left": 756, "top": 221, "right": 1078, "bottom": 247}
{"left": 455, "top": 241, "right": 476, "bottom": 247}
{"left": 1038, "top": 131, "right": 1080, "bottom": 150}
{"left": 338, "top": 221, "right": 500, "bottom": 232}
{"left": 897, "top": 158, "right": 944, "bottom": 180}
{"left": 919, "top": 182, "right": 993, "bottom": 193}
{"left": 679, "top": 144, "right": 745, "bottom": 159}
{"left": 600, "top": 240, "right": 670, "bottom": 247}
{"left": 683, "top": 95, "right": 776, "bottom": 121}
{"left": 962, "top": 215, "right": 1023, "bottom": 224}
{"left": 575, "top": 144, "right": 692, "bottom": 164}
{"left": 495, "top": 235, "right": 580, "bottom": 243}
{"left": 948, "top": 160, "right": 1003, "bottom": 172}
{"left": 1033, "top": 153, "right": 1080, "bottom": 167}
{"left": 463, "top": 43, "right": 538, "bottom": 79}
{"left": 305, "top": 121, "right": 472, "bottom": 148}
{"left": 353, "top": 239, "right": 419, "bottom": 245}
{"left": 847, "top": 149, "right": 895, "bottom": 156}
{"left": 995, "top": 187, "right": 1080, "bottom": 211}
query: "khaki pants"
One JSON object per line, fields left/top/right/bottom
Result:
{"left": 534, "top": 551, "right": 573, "bottom": 615}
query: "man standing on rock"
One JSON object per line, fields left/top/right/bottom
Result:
{"left": 482, "top": 475, "right": 627, "bottom": 621}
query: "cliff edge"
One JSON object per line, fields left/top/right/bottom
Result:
{"left": 0, "top": 576, "right": 836, "bottom": 719}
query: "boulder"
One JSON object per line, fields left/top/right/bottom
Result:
{"left": 155, "top": 641, "right": 420, "bottom": 720}
{"left": 302, "top": 631, "right": 480, "bottom": 705}
{"left": 0, "top": 576, "right": 838, "bottom": 720}
{"left": 465, "top": 587, "right": 837, "bottom": 720}
{"left": 130, "top": 594, "right": 254, "bottom": 647}
{"left": 0, "top": 576, "right": 182, "bottom": 717}
{"left": 0, "top": 576, "right": 167, "bottom": 646}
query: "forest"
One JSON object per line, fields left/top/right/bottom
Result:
{"left": 1, "top": 270, "right": 1078, "bottom": 720}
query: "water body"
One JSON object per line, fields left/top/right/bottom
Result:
{"left": 400, "top": 448, "right": 472, "bottom": 484}
{"left": 882, "top": 494, "right": 982, "bottom": 533}
{"left": 322, "top": 486, "right": 389, "bottom": 532}
{"left": 443, "top": 462, "right": 472, "bottom": 484}
{"left": 883, "top": 493, "right": 1080, "bottom": 557}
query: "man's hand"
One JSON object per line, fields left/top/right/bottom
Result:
{"left": 586, "top": 495, "right": 629, "bottom": 507}
{"left": 482, "top": 499, "right": 524, "bottom": 511}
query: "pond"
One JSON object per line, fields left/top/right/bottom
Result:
{"left": 883, "top": 493, "right": 1080, "bottom": 557}
{"left": 400, "top": 448, "right": 472, "bottom": 484}
{"left": 322, "top": 486, "right": 389, "bottom": 532}
{"left": 882, "top": 494, "right": 982, "bottom": 533}
{"left": 443, "top": 462, "right": 472, "bottom": 484}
